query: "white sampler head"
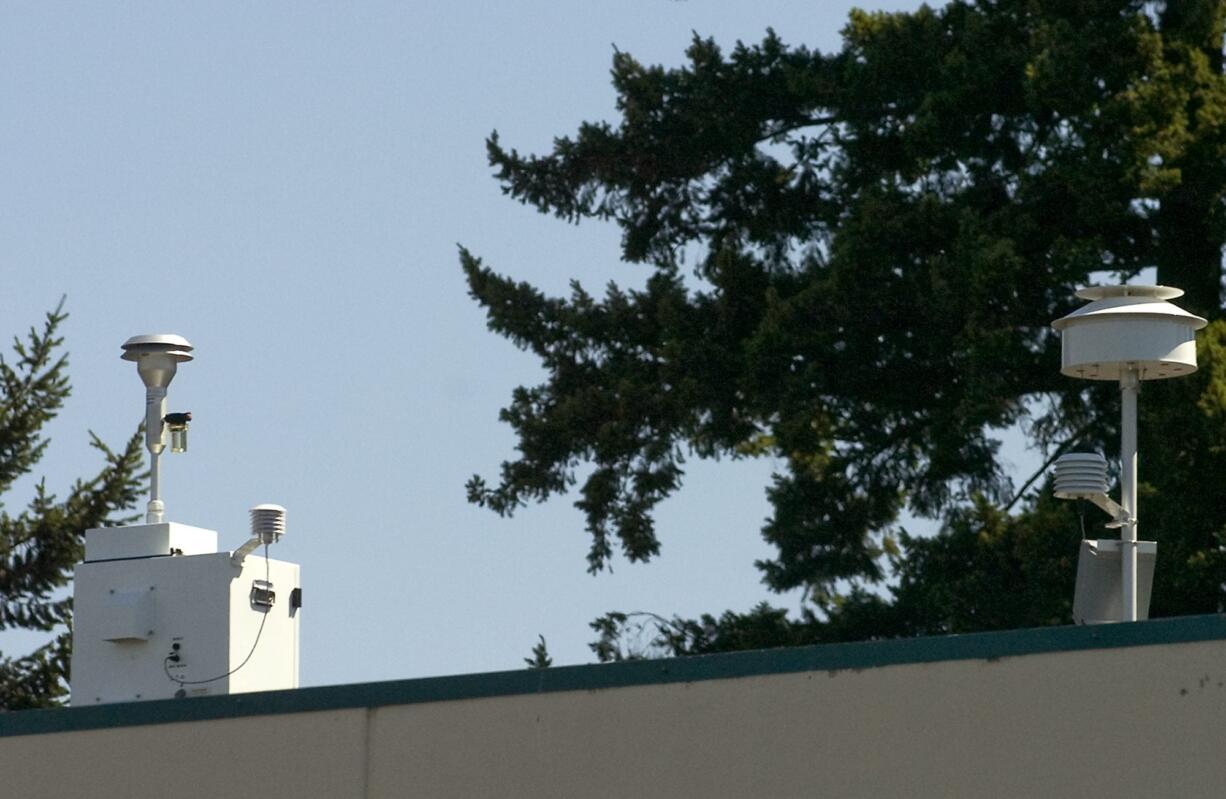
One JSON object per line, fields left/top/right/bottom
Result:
{"left": 1051, "top": 285, "right": 1207, "bottom": 381}
{"left": 121, "top": 333, "right": 194, "bottom": 390}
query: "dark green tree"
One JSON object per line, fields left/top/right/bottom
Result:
{"left": 466, "top": 1, "right": 1226, "bottom": 658}
{"left": 0, "top": 306, "right": 143, "bottom": 708}
{"left": 524, "top": 635, "right": 554, "bottom": 669}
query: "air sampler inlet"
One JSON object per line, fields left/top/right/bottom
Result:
{"left": 120, "top": 334, "right": 195, "bottom": 523}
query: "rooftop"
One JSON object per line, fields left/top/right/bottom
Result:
{"left": 5, "top": 612, "right": 1226, "bottom": 738}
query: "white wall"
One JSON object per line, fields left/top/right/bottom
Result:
{"left": 4, "top": 625, "right": 1226, "bottom": 798}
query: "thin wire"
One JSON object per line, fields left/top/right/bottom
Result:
{"left": 164, "top": 544, "right": 272, "bottom": 688}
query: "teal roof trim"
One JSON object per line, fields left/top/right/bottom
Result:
{"left": 4, "top": 613, "right": 1225, "bottom": 738}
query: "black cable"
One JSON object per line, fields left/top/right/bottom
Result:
{"left": 164, "top": 544, "right": 272, "bottom": 689}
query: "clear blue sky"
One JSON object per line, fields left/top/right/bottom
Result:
{"left": 0, "top": 1, "right": 960, "bottom": 687}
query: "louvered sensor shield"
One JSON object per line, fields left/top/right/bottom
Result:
{"left": 250, "top": 504, "right": 287, "bottom": 545}
{"left": 232, "top": 504, "right": 287, "bottom": 567}
{"left": 1053, "top": 453, "right": 1109, "bottom": 500}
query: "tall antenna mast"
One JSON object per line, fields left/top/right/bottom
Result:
{"left": 120, "top": 334, "right": 194, "bottom": 523}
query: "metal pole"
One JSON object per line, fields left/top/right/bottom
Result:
{"left": 145, "top": 387, "right": 166, "bottom": 524}
{"left": 147, "top": 451, "right": 163, "bottom": 523}
{"left": 1120, "top": 369, "right": 1139, "bottom": 622}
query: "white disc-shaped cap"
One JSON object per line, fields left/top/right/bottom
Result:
{"left": 121, "top": 333, "right": 194, "bottom": 362}
{"left": 1074, "top": 285, "right": 1185, "bottom": 301}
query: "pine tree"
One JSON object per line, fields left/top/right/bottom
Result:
{"left": 464, "top": 2, "right": 1226, "bottom": 657}
{"left": 0, "top": 304, "right": 143, "bottom": 708}
{"left": 524, "top": 635, "right": 554, "bottom": 669}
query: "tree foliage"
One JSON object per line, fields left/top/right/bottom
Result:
{"left": 0, "top": 305, "right": 143, "bottom": 708}
{"left": 524, "top": 635, "right": 554, "bottom": 669}
{"left": 466, "top": 1, "right": 1226, "bottom": 659}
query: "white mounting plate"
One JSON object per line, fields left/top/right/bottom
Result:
{"left": 1073, "top": 539, "right": 1157, "bottom": 625}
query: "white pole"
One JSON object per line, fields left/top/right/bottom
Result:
{"left": 147, "top": 451, "right": 164, "bottom": 523}
{"left": 1120, "top": 369, "right": 1139, "bottom": 622}
{"left": 145, "top": 387, "right": 166, "bottom": 524}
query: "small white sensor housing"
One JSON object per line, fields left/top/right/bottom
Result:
{"left": 1053, "top": 452, "right": 1125, "bottom": 528}
{"left": 232, "top": 504, "right": 287, "bottom": 567}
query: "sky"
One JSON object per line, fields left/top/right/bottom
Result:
{"left": 0, "top": 0, "right": 987, "bottom": 688}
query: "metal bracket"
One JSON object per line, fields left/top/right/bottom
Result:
{"left": 1087, "top": 493, "right": 1129, "bottom": 529}
{"left": 231, "top": 536, "right": 263, "bottom": 568}
{"left": 250, "top": 580, "right": 276, "bottom": 610}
